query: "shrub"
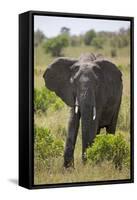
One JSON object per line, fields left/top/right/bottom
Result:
{"left": 43, "top": 34, "right": 69, "bottom": 57}
{"left": 91, "top": 37, "right": 105, "bottom": 49}
{"left": 86, "top": 134, "right": 130, "bottom": 170}
{"left": 84, "top": 29, "right": 96, "bottom": 45}
{"left": 34, "top": 29, "right": 46, "bottom": 47}
{"left": 34, "top": 88, "right": 47, "bottom": 112}
{"left": 34, "top": 87, "right": 64, "bottom": 113}
{"left": 110, "top": 35, "right": 129, "bottom": 49}
{"left": 112, "top": 134, "right": 130, "bottom": 169}
{"left": 34, "top": 126, "right": 64, "bottom": 167}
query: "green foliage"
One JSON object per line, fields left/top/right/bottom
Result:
{"left": 84, "top": 29, "right": 96, "bottom": 45}
{"left": 34, "top": 87, "right": 64, "bottom": 113}
{"left": 43, "top": 34, "right": 69, "bottom": 56}
{"left": 34, "top": 126, "right": 64, "bottom": 167}
{"left": 110, "top": 35, "right": 129, "bottom": 49}
{"left": 91, "top": 37, "right": 105, "bottom": 49}
{"left": 87, "top": 134, "right": 130, "bottom": 169}
{"left": 34, "top": 29, "right": 46, "bottom": 47}
{"left": 112, "top": 134, "right": 130, "bottom": 169}
{"left": 118, "top": 35, "right": 129, "bottom": 48}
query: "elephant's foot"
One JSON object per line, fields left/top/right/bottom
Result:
{"left": 64, "top": 157, "right": 74, "bottom": 168}
{"left": 82, "top": 152, "right": 87, "bottom": 165}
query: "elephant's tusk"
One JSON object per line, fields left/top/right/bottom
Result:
{"left": 93, "top": 106, "right": 96, "bottom": 120}
{"left": 75, "top": 97, "right": 79, "bottom": 114}
{"left": 75, "top": 106, "right": 79, "bottom": 114}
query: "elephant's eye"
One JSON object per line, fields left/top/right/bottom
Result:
{"left": 71, "top": 64, "right": 80, "bottom": 73}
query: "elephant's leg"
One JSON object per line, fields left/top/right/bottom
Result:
{"left": 81, "top": 106, "right": 97, "bottom": 162}
{"left": 106, "top": 124, "right": 116, "bottom": 134}
{"left": 97, "top": 127, "right": 101, "bottom": 135}
{"left": 64, "top": 108, "right": 80, "bottom": 168}
{"left": 106, "top": 105, "right": 120, "bottom": 134}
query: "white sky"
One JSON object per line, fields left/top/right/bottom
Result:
{"left": 34, "top": 15, "right": 130, "bottom": 38}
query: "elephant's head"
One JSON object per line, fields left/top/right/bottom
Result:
{"left": 43, "top": 53, "right": 98, "bottom": 119}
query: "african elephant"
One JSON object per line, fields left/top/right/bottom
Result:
{"left": 43, "top": 53, "right": 123, "bottom": 168}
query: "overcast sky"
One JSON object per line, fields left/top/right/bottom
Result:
{"left": 34, "top": 15, "right": 130, "bottom": 38}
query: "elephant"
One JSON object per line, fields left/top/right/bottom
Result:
{"left": 43, "top": 53, "right": 123, "bottom": 168}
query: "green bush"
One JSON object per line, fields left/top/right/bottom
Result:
{"left": 34, "top": 126, "right": 64, "bottom": 167}
{"left": 43, "top": 34, "right": 69, "bottom": 56}
{"left": 34, "top": 88, "right": 47, "bottom": 112}
{"left": 86, "top": 134, "right": 130, "bottom": 169}
{"left": 84, "top": 29, "right": 96, "bottom": 45}
{"left": 91, "top": 37, "right": 105, "bottom": 49}
{"left": 34, "top": 29, "right": 46, "bottom": 47}
{"left": 110, "top": 35, "right": 129, "bottom": 49}
{"left": 34, "top": 87, "right": 64, "bottom": 113}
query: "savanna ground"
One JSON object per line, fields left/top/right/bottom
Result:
{"left": 34, "top": 29, "right": 131, "bottom": 185}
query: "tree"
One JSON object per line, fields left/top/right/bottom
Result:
{"left": 84, "top": 29, "right": 96, "bottom": 45}
{"left": 44, "top": 34, "right": 69, "bottom": 57}
{"left": 60, "top": 27, "right": 70, "bottom": 35}
{"left": 92, "top": 37, "right": 105, "bottom": 49}
{"left": 34, "top": 29, "right": 45, "bottom": 47}
{"left": 110, "top": 28, "right": 130, "bottom": 49}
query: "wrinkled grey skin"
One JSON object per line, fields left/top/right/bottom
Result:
{"left": 43, "top": 53, "right": 123, "bottom": 168}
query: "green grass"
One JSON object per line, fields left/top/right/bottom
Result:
{"left": 34, "top": 42, "right": 131, "bottom": 185}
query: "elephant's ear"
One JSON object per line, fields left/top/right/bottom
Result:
{"left": 44, "top": 57, "right": 77, "bottom": 107}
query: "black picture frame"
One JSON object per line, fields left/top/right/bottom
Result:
{"left": 19, "top": 10, "right": 134, "bottom": 189}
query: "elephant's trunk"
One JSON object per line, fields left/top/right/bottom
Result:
{"left": 75, "top": 96, "right": 96, "bottom": 120}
